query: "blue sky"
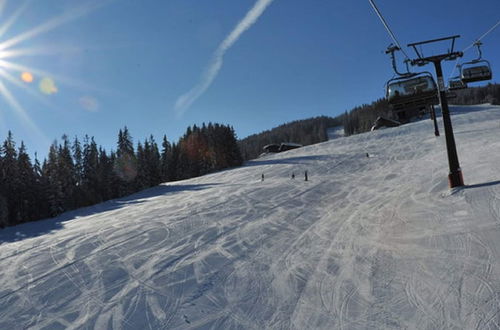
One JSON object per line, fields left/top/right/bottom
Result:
{"left": 0, "top": 0, "right": 499, "bottom": 159}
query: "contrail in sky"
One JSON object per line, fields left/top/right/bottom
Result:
{"left": 174, "top": 0, "right": 274, "bottom": 116}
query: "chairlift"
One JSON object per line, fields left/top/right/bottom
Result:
{"left": 386, "top": 72, "right": 439, "bottom": 110}
{"left": 460, "top": 60, "right": 492, "bottom": 83}
{"left": 448, "top": 77, "right": 467, "bottom": 90}
{"left": 460, "top": 41, "right": 493, "bottom": 83}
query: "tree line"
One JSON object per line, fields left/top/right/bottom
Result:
{"left": 238, "top": 116, "right": 343, "bottom": 161}
{"left": 450, "top": 83, "right": 500, "bottom": 106}
{"left": 0, "top": 123, "right": 242, "bottom": 228}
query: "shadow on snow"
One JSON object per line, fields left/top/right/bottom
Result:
{"left": 245, "top": 155, "right": 334, "bottom": 167}
{"left": 464, "top": 180, "right": 500, "bottom": 190}
{"left": 0, "top": 183, "right": 218, "bottom": 245}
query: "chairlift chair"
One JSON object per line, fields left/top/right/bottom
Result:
{"left": 448, "top": 77, "right": 467, "bottom": 90}
{"left": 460, "top": 41, "right": 493, "bottom": 83}
{"left": 460, "top": 60, "right": 492, "bottom": 83}
{"left": 386, "top": 72, "right": 439, "bottom": 110}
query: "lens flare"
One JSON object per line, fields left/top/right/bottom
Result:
{"left": 21, "top": 71, "right": 33, "bottom": 83}
{"left": 114, "top": 153, "right": 137, "bottom": 182}
{"left": 39, "top": 77, "right": 57, "bottom": 94}
{"left": 79, "top": 95, "right": 99, "bottom": 112}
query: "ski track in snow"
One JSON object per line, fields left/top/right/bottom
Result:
{"left": 1, "top": 104, "right": 500, "bottom": 329}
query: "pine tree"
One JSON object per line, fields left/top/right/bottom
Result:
{"left": 97, "top": 147, "right": 114, "bottom": 201}
{"left": 147, "top": 135, "right": 161, "bottom": 187}
{"left": 17, "top": 142, "right": 37, "bottom": 222}
{"left": 72, "top": 136, "right": 84, "bottom": 205}
{"left": 72, "top": 137, "right": 83, "bottom": 185}
{"left": 135, "top": 141, "right": 148, "bottom": 190}
{"left": 1, "top": 131, "right": 19, "bottom": 225}
{"left": 44, "top": 142, "right": 64, "bottom": 217}
{"left": 33, "top": 153, "right": 49, "bottom": 219}
{"left": 118, "top": 127, "right": 134, "bottom": 156}
{"left": 115, "top": 127, "right": 137, "bottom": 195}
{"left": 58, "top": 135, "right": 76, "bottom": 210}
{"left": 169, "top": 142, "right": 180, "bottom": 181}
{"left": 82, "top": 136, "right": 100, "bottom": 205}
{"left": 160, "top": 135, "right": 171, "bottom": 182}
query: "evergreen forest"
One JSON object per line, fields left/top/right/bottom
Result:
{"left": 0, "top": 123, "right": 242, "bottom": 228}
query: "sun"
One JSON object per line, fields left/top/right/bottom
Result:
{"left": 0, "top": 0, "right": 111, "bottom": 141}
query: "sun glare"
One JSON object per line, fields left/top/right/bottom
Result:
{"left": 0, "top": 0, "right": 111, "bottom": 143}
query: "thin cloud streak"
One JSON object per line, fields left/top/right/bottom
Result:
{"left": 174, "top": 0, "right": 274, "bottom": 116}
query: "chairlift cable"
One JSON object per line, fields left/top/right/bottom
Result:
{"left": 448, "top": 58, "right": 461, "bottom": 80}
{"left": 463, "top": 18, "right": 500, "bottom": 52}
{"left": 368, "top": 0, "right": 410, "bottom": 60}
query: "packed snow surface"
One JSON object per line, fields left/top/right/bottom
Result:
{"left": 2, "top": 105, "right": 500, "bottom": 329}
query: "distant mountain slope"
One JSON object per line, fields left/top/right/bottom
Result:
{"left": 341, "top": 83, "right": 500, "bottom": 137}
{"left": 239, "top": 84, "right": 500, "bottom": 162}
{"left": 1, "top": 105, "right": 500, "bottom": 329}
{"left": 238, "top": 116, "right": 342, "bottom": 160}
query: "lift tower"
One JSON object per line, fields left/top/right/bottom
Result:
{"left": 408, "top": 35, "right": 464, "bottom": 188}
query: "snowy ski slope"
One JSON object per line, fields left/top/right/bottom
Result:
{"left": 1, "top": 104, "right": 500, "bottom": 329}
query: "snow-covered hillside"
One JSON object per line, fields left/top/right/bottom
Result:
{"left": 2, "top": 105, "right": 500, "bottom": 329}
